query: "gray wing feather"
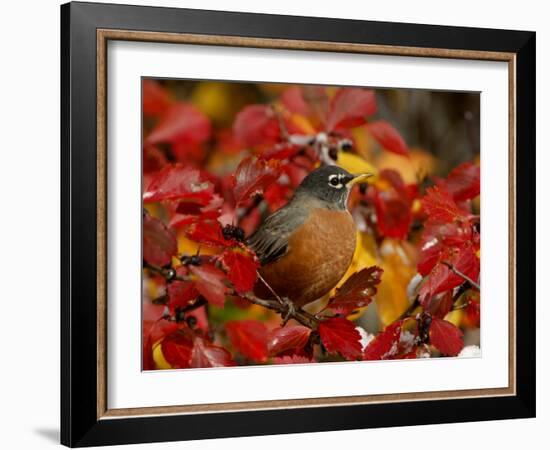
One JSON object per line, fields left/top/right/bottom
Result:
{"left": 246, "top": 202, "right": 308, "bottom": 266}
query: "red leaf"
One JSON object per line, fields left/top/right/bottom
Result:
{"left": 220, "top": 250, "right": 259, "bottom": 294}
{"left": 326, "top": 88, "right": 377, "bottom": 131}
{"left": 189, "top": 263, "right": 228, "bottom": 307}
{"left": 327, "top": 266, "right": 383, "bottom": 315}
{"left": 190, "top": 337, "right": 235, "bottom": 368}
{"left": 281, "top": 86, "right": 310, "bottom": 115}
{"left": 444, "top": 162, "right": 480, "bottom": 201}
{"left": 143, "top": 164, "right": 214, "bottom": 204}
{"left": 260, "top": 143, "right": 301, "bottom": 161}
{"left": 272, "top": 355, "right": 313, "bottom": 365}
{"left": 225, "top": 320, "right": 268, "bottom": 362}
{"left": 374, "top": 190, "right": 412, "bottom": 239}
{"left": 417, "top": 220, "right": 474, "bottom": 276}
{"left": 422, "top": 186, "right": 466, "bottom": 223}
{"left": 161, "top": 332, "right": 193, "bottom": 368}
{"left": 419, "top": 245, "right": 479, "bottom": 302}
{"left": 143, "top": 145, "right": 168, "bottom": 173}
{"left": 143, "top": 302, "right": 179, "bottom": 369}
{"left": 167, "top": 267, "right": 200, "bottom": 311}
{"left": 318, "top": 318, "right": 362, "bottom": 361}
{"left": 143, "top": 214, "right": 177, "bottom": 266}
{"left": 465, "top": 297, "right": 481, "bottom": 327}
{"left": 263, "top": 182, "right": 291, "bottom": 212}
{"left": 429, "top": 318, "right": 464, "bottom": 356}
{"left": 423, "top": 291, "right": 454, "bottom": 319}
{"left": 232, "top": 157, "right": 282, "bottom": 205}
{"left": 142, "top": 79, "right": 172, "bottom": 116}
{"left": 302, "top": 86, "right": 330, "bottom": 123}
{"left": 143, "top": 301, "right": 177, "bottom": 341}
{"left": 267, "top": 326, "right": 311, "bottom": 356}
{"left": 417, "top": 236, "right": 444, "bottom": 276}
{"left": 186, "top": 219, "right": 236, "bottom": 247}
{"left": 363, "top": 321, "right": 403, "bottom": 360}
{"left": 145, "top": 102, "right": 210, "bottom": 146}
{"left": 233, "top": 104, "right": 280, "bottom": 147}
{"left": 367, "top": 120, "right": 409, "bottom": 156}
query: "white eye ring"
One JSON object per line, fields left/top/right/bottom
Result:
{"left": 328, "top": 174, "right": 344, "bottom": 189}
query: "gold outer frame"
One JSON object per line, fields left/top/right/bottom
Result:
{"left": 96, "top": 29, "right": 516, "bottom": 420}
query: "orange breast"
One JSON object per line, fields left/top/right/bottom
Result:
{"left": 256, "top": 208, "right": 356, "bottom": 307}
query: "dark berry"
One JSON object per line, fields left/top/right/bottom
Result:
{"left": 222, "top": 224, "right": 245, "bottom": 242}
{"left": 181, "top": 254, "right": 202, "bottom": 266}
{"left": 340, "top": 139, "right": 353, "bottom": 151}
{"left": 165, "top": 268, "right": 176, "bottom": 281}
{"left": 186, "top": 315, "right": 198, "bottom": 329}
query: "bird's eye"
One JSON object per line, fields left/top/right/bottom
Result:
{"left": 328, "top": 174, "right": 343, "bottom": 188}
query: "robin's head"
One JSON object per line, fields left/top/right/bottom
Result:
{"left": 295, "top": 165, "right": 372, "bottom": 209}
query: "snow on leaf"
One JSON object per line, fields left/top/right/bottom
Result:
{"left": 225, "top": 320, "right": 268, "bottom": 362}
{"left": 143, "top": 213, "right": 177, "bottom": 266}
{"left": 220, "top": 250, "right": 259, "bottom": 294}
{"left": 189, "top": 263, "right": 228, "bottom": 308}
{"left": 458, "top": 345, "right": 481, "bottom": 358}
{"left": 231, "top": 157, "right": 282, "bottom": 205}
{"left": 363, "top": 321, "right": 403, "bottom": 360}
{"left": 429, "top": 318, "right": 464, "bottom": 356}
{"left": 145, "top": 102, "right": 210, "bottom": 146}
{"left": 327, "top": 266, "right": 383, "bottom": 315}
{"left": 326, "top": 88, "right": 377, "bottom": 131}
{"left": 318, "top": 317, "right": 363, "bottom": 361}
{"left": 190, "top": 337, "right": 235, "bottom": 368}
{"left": 233, "top": 104, "right": 280, "bottom": 147}
{"left": 143, "top": 164, "right": 214, "bottom": 204}
{"left": 367, "top": 120, "right": 409, "bottom": 156}
{"left": 267, "top": 325, "right": 311, "bottom": 356}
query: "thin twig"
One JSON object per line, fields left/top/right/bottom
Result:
{"left": 256, "top": 270, "right": 284, "bottom": 305}
{"left": 442, "top": 261, "right": 481, "bottom": 291}
{"left": 143, "top": 261, "right": 191, "bottom": 282}
{"left": 398, "top": 296, "right": 420, "bottom": 320}
{"left": 243, "top": 293, "right": 319, "bottom": 329}
{"left": 271, "top": 104, "right": 289, "bottom": 140}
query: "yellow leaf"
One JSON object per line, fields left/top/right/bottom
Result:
{"left": 177, "top": 235, "right": 218, "bottom": 257}
{"left": 445, "top": 309, "right": 464, "bottom": 327}
{"left": 375, "top": 239, "right": 417, "bottom": 326}
{"left": 289, "top": 113, "right": 316, "bottom": 135}
{"left": 152, "top": 340, "right": 172, "bottom": 369}
{"left": 376, "top": 148, "right": 437, "bottom": 184}
{"left": 336, "top": 152, "right": 378, "bottom": 179}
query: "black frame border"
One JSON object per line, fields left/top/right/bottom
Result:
{"left": 61, "top": 1, "right": 535, "bottom": 447}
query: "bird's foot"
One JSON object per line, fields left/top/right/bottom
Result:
{"left": 281, "top": 297, "right": 296, "bottom": 326}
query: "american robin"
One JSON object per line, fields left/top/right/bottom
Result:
{"left": 247, "top": 165, "right": 371, "bottom": 312}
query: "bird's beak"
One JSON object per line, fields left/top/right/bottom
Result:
{"left": 346, "top": 173, "right": 373, "bottom": 187}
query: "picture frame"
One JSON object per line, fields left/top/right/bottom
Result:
{"left": 60, "top": 1, "right": 536, "bottom": 447}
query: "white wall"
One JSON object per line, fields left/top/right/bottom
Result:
{"left": 0, "top": 1, "right": 546, "bottom": 449}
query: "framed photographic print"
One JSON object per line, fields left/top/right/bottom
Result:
{"left": 60, "top": 1, "right": 536, "bottom": 447}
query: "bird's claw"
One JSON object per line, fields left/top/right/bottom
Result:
{"left": 281, "top": 297, "right": 296, "bottom": 325}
